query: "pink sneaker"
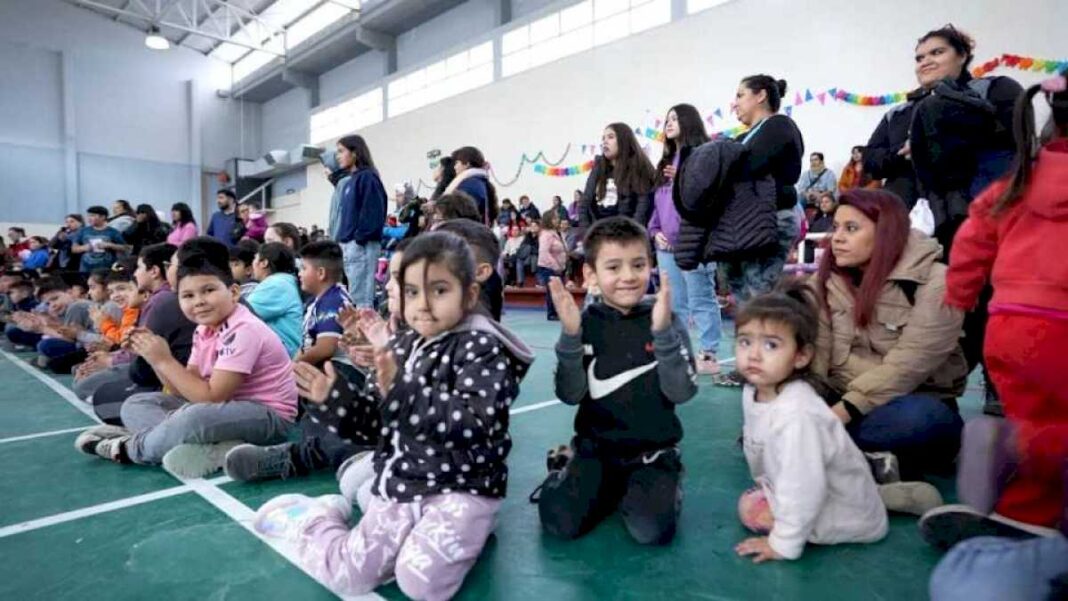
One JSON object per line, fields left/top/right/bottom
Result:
{"left": 696, "top": 353, "right": 721, "bottom": 375}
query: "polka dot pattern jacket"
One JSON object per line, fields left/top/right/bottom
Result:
{"left": 371, "top": 313, "right": 535, "bottom": 503}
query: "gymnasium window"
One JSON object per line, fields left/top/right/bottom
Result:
{"left": 387, "top": 41, "right": 494, "bottom": 118}
{"left": 501, "top": 0, "right": 671, "bottom": 78}
{"left": 310, "top": 87, "right": 384, "bottom": 145}
{"left": 687, "top": 0, "right": 734, "bottom": 14}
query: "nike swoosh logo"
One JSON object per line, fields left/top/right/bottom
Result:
{"left": 587, "top": 358, "right": 658, "bottom": 400}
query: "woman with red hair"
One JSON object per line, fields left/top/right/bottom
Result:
{"left": 811, "top": 189, "right": 968, "bottom": 480}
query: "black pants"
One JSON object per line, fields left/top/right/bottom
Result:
{"left": 288, "top": 415, "right": 366, "bottom": 476}
{"left": 537, "top": 439, "right": 682, "bottom": 545}
{"left": 92, "top": 375, "right": 156, "bottom": 425}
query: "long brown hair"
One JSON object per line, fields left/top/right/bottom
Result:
{"left": 657, "top": 104, "right": 709, "bottom": 186}
{"left": 816, "top": 190, "right": 910, "bottom": 327}
{"left": 597, "top": 123, "right": 656, "bottom": 201}
{"left": 992, "top": 69, "right": 1068, "bottom": 215}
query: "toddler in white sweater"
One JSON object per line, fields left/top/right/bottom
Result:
{"left": 733, "top": 284, "right": 888, "bottom": 562}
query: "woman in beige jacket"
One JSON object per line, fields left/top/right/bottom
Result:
{"left": 810, "top": 190, "right": 968, "bottom": 479}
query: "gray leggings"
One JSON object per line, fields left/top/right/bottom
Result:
{"left": 121, "top": 393, "right": 291, "bottom": 465}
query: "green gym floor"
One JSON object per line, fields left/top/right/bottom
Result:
{"left": 0, "top": 311, "right": 977, "bottom": 601}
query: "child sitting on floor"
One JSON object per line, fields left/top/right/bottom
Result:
{"left": 74, "top": 237, "right": 297, "bottom": 475}
{"left": 90, "top": 258, "right": 143, "bottom": 350}
{"left": 229, "top": 239, "right": 260, "bottom": 300}
{"left": 435, "top": 218, "right": 504, "bottom": 321}
{"left": 246, "top": 242, "right": 303, "bottom": 357}
{"left": 254, "top": 231, "right": 533, "bottom": 600}
{"left": 534, "top": 216, "right": 697, "bottom": 545}
{"left": 224, "top": 240, "right": 373, "bottom": 482}
{"left": 732, "top": 283, "right": 891, "bottom": 562}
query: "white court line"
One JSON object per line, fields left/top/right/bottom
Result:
{"left": 0, "top": 350, "right": 102, "bottom": 423}
{"left": 0, "top": 483, "right": 196, "bottom": 539}
{"left": 0, "top": 425, "right": 91, "bottom": 445}
{"left": 512, "top": 399, "right": 563, "bottom": 415}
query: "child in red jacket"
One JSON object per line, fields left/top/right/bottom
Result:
{"left": 926, "top": 72, "right": 1068, "bottom": 544}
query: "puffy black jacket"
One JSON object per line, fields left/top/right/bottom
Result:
{"left": 579, "top": 155, "right": 653, "bottom": 227}
{"left": 673, "top": 140, "right": 778, "bottom": 269}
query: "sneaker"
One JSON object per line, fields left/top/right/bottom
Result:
{"left": 879, "top": 481, "right": 944, "bottom": 515}
{"left": 546, "top": 444, "right": 572, "bottom": 472}
{"left": 35, "top": 355, "right": 48, "bottom": 368}
{"left": 695, "top": 353, "right": 721, "bottom": 376}
{"left": 163, "top": 440, "right": 243, "bottom": 479}
{"left": 918, "top": 504, "right": 1059, "bottom": 550}
{"left": 74, "top": 424, "right": 131, "bottom": 458}
{"left": 337, "top": 450, "right": 375, "bottom": 504}
{"left": 865, "top": 451, "right": 902, "bottom": 484}
{"left": 957, "top": 416, "right": 1017, "bottom": 514}
{"left": 224, "top": 442, "right": 297, "bottom": 482}
{"left": 981, "top": 376, "right": 1005, "bottom": 417}
{"left": 711, "top": 371, "right": 745, "bottom": 387}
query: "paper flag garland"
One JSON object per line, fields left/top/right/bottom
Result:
{"left": 532, "top": 160, "right": 595, "bottom": 177}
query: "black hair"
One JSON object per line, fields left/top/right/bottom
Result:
{"left": 582, "top": 216, "right": 650, "bottom": 267}
{"left": 10, "top": 279, "right": 34, "bottom": 293}
{"left": 64, "top": 214, "right": 84, "bottom": 225}
{"left": 256, "top": 241, "right": 298, "bottom": 277}
{"left": 36, "top": 276, "right": 71, "bottom": 297}
{"left": 139, "top": 242, "right": 177, "bottom": 277}
{"left": 217, "top": 189, "right": 237, "bottom": 201}
{"left": 433, "top": 193, "right": 481, "bottom": 222}
{"left": 917, "top": 24, "right": 976, "bottom": 71}
{"left": 87, "top": 205, "right": 109, "bottom": 218}
{"left": 176, "top": 236, "right": 235, "bottom": 288}
{"left": 993, "top": 68, "right": 1068, "bottom": 215}
{"left": 735, "top": 279, "right": 834, "bottom": 400}
{"left": 105, "top": 256, "right": 138, "bottom": 284}
{"left": 338, "top": 134, "right": 377, "bottom": 170}
{"left": 171, "top": 202, "right": 195, "bottom": 225}
{"left": 431, "top": 156, "right": 457, "bottom": 201}
{"left": 228, "top": 239, "right": 260, "bottom": 268}
{"left": 434, "top": 218, "right": 501, "bottom": 267}
{"left": 269, "top": 222, "right": 302, "bottom": 251}
{"left": 135, "top": 204, "right": 162, "bottom": 231}
{"left": 741, "top": 74, "right": 788, "bottom": 113}
{"left": 114, "top": 200, "right": 132, "bottom": 213}
{"left": 7, "top": 227, "right": 26, "bottom": 235}
{"left": 657, "top": 103, "right": 710, "bottom": 185}
{"left": 29, "top": 235, "right": 48, "bottom": 245}
{"left": 87, "top": 269, "right": 109, "bottom": 286}
{"left": 598, "top": 123, "right": 657, "bottom": 199}
{"left": 450, "top": 146, "right": 500, "bottom": 223}
{"left": 811, "top": 152, "right": 825, "bottom": 161}
{"left": 299, "top": 240, "right": 344, "bottom": 282}
{"left": 398, "top": 231, "right": 478, "bottom": 323}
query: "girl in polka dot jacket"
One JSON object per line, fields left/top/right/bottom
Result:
{"left": 255, "top": 231, "right": 534, "bottom": 601}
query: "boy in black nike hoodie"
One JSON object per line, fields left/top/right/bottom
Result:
{"left": 536, "top": 216, "right": 697, "bottom": 545}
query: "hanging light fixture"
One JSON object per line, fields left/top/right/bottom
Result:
{"left": 145, "top": 26, "right": 170, "bottom": 51}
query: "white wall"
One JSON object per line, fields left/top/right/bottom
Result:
{"left": 0, "top": 0, "right": 260, "bottom": 227}
{"left": 270, "top": 0, "right": 1066, "bottom": 229}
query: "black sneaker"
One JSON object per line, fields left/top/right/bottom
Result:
{"left": 864, "top": 451, "right": 902, "bottom": 484}
{"left": 224, "top": 443, "right": 296, "bottom": 482}
{"left": 546, "top": 444, "right": 572, "bottom": 473}
{"left": 918, "top": 504, "right": 1055, "bottom": 551}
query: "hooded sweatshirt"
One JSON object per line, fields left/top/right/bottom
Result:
{"left": 946, "top": 140, "right": 1068, "bottom": 314}
{"left": 555, "top": 299, "right": 698, "bottom": 455}
{"left": 371, "top": 313, "right": 534, "bottom": 503}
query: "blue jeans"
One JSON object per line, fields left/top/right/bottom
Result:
{"left": 536, "top": 267, "right": 560, "bottom": 320}
{"left": 38, "top": 337, "right": 79, "bottom": 358}
{"left": 721, "top": 209, "right": 799, "bottom": 302}
{"left": 847, "top": 393, "right": 963, "bottom": 479}
{"left": 5, "top": 325, "right": 41, "bottom": 348}
{"left": 930, "top": 536, "right": 1068, "bottom": 601}
{"left": 677, "top": 259, "right": 723, "bottom": 356}
{"left": 342, "top": 240, "right": 380, "bottom": 308}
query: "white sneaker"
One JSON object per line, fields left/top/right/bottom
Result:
{"left": 879, "top": 481, "right": 943, "bottom": 515}
{"left": 163, "top": 441, "right": 243, "bottom": 478}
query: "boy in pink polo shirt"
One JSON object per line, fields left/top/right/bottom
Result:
{"left": 75, "top": 237, "right": 297, "bottom": 473}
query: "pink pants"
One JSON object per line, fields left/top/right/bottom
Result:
{"left": 259, "top": 493, "right": 501, "bottom": 600}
